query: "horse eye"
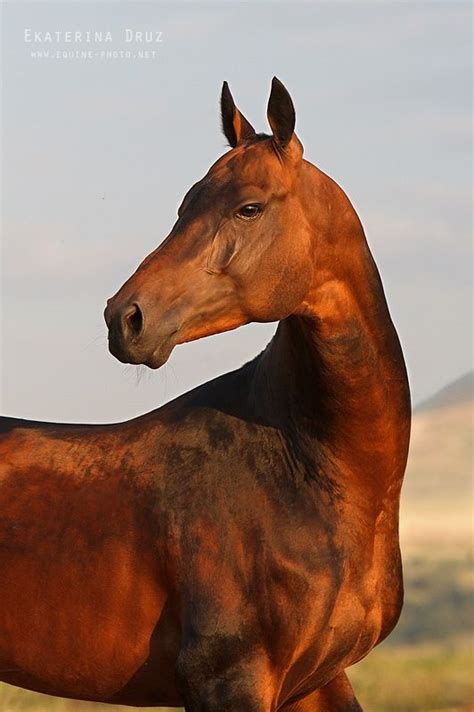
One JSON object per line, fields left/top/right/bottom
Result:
{"left": 236, "top": 204, "right": 262, "bottom": 220}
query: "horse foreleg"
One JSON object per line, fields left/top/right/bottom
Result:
{"left": 281, "top": 672, "right": 363, "bottom": 712}
{"left": 176, "top": 646, "right": 274, "bottom": 712}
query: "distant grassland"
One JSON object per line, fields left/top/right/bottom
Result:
{"left": 388, "top": 557, "right": 473, "bottom": 647}
{"left": 350, "top": 637, "right": 473, "bottom": 712}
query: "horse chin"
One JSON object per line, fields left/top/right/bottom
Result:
{"left": 144, "top": 338, "right": 176, "bottom": 370}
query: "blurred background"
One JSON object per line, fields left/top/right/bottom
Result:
{"left": 1, "top": 1, "right": 472, "bottom": 710}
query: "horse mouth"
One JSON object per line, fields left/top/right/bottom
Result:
{"left": 108, "top": 329, "right": 178, "bottom": 370}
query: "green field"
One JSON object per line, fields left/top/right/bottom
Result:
{"left": 350, "top": 638, "right": 472, "bottom": 712}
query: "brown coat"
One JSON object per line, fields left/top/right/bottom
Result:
{"left": 0, "top": 78, "right": 410, "bottom": 711}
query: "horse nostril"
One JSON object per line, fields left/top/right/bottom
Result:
{"left": 123, "top": 303, "right": 144, "bottom": 339}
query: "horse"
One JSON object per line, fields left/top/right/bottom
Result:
{"left": 0, "top": 78, "right": 411, "bottom": 711}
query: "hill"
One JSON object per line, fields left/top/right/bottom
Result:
{"left": 415, "top": 371, "right": 473, "bottom": 413}
{"left": 400, "top": 372, "right": 473, "bottom": 556}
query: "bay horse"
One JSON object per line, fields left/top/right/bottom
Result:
{"left": 0, "top": 78, "right": 411, "bottom": 711}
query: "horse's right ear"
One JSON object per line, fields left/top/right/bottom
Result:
{"left": 267, "top": 77, "right": 295, "bottom": 150}
{"left": 221, "top": 82, "right": 256, "bottom": 148}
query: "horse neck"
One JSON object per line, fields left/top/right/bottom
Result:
{"left": 252, "top": 162, "right": 411, "bottom": 495}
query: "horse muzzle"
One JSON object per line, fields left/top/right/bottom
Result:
{"left": 104, "top": 298, "right": 178, "bottom": 369}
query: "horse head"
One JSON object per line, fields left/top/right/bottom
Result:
{"left": 104, "top": 78, "right": 315, "bottom": 368}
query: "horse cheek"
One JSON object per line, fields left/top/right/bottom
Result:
{"left": 242, "top": 254, "right": 313, "bottom": 322}
{"left": 206, "top": 230, "right": 239, "bottom": 273}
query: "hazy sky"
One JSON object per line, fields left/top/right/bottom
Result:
{"left": 1, "top": 1, "right": 472, "bottom": 422}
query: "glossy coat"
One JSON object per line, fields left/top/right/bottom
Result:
{"left": 0, "top": 79, "right": 411, "bottom": 711}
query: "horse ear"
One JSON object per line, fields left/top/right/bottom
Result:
{"left": 221, "top": 81, "right": 256, "bottom": 148}
{"left": 267, "top": 76, "right": 295, "bottom": 150}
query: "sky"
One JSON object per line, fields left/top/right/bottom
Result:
{"left": 1, "top": 0, "right": 472, "bottom": 423}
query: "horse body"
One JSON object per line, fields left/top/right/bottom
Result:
{"left": 0, "top": 362, "right": 405, "bottom": 708}
{"left": 0, "top": 79, "right": 410, "bottom": 710}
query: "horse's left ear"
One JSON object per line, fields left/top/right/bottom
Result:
{"left": 221, "top": 81, "right": 256, "bottom": 148}
{"left": 267, "top": 76, "right": 296, "bottom": 150}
